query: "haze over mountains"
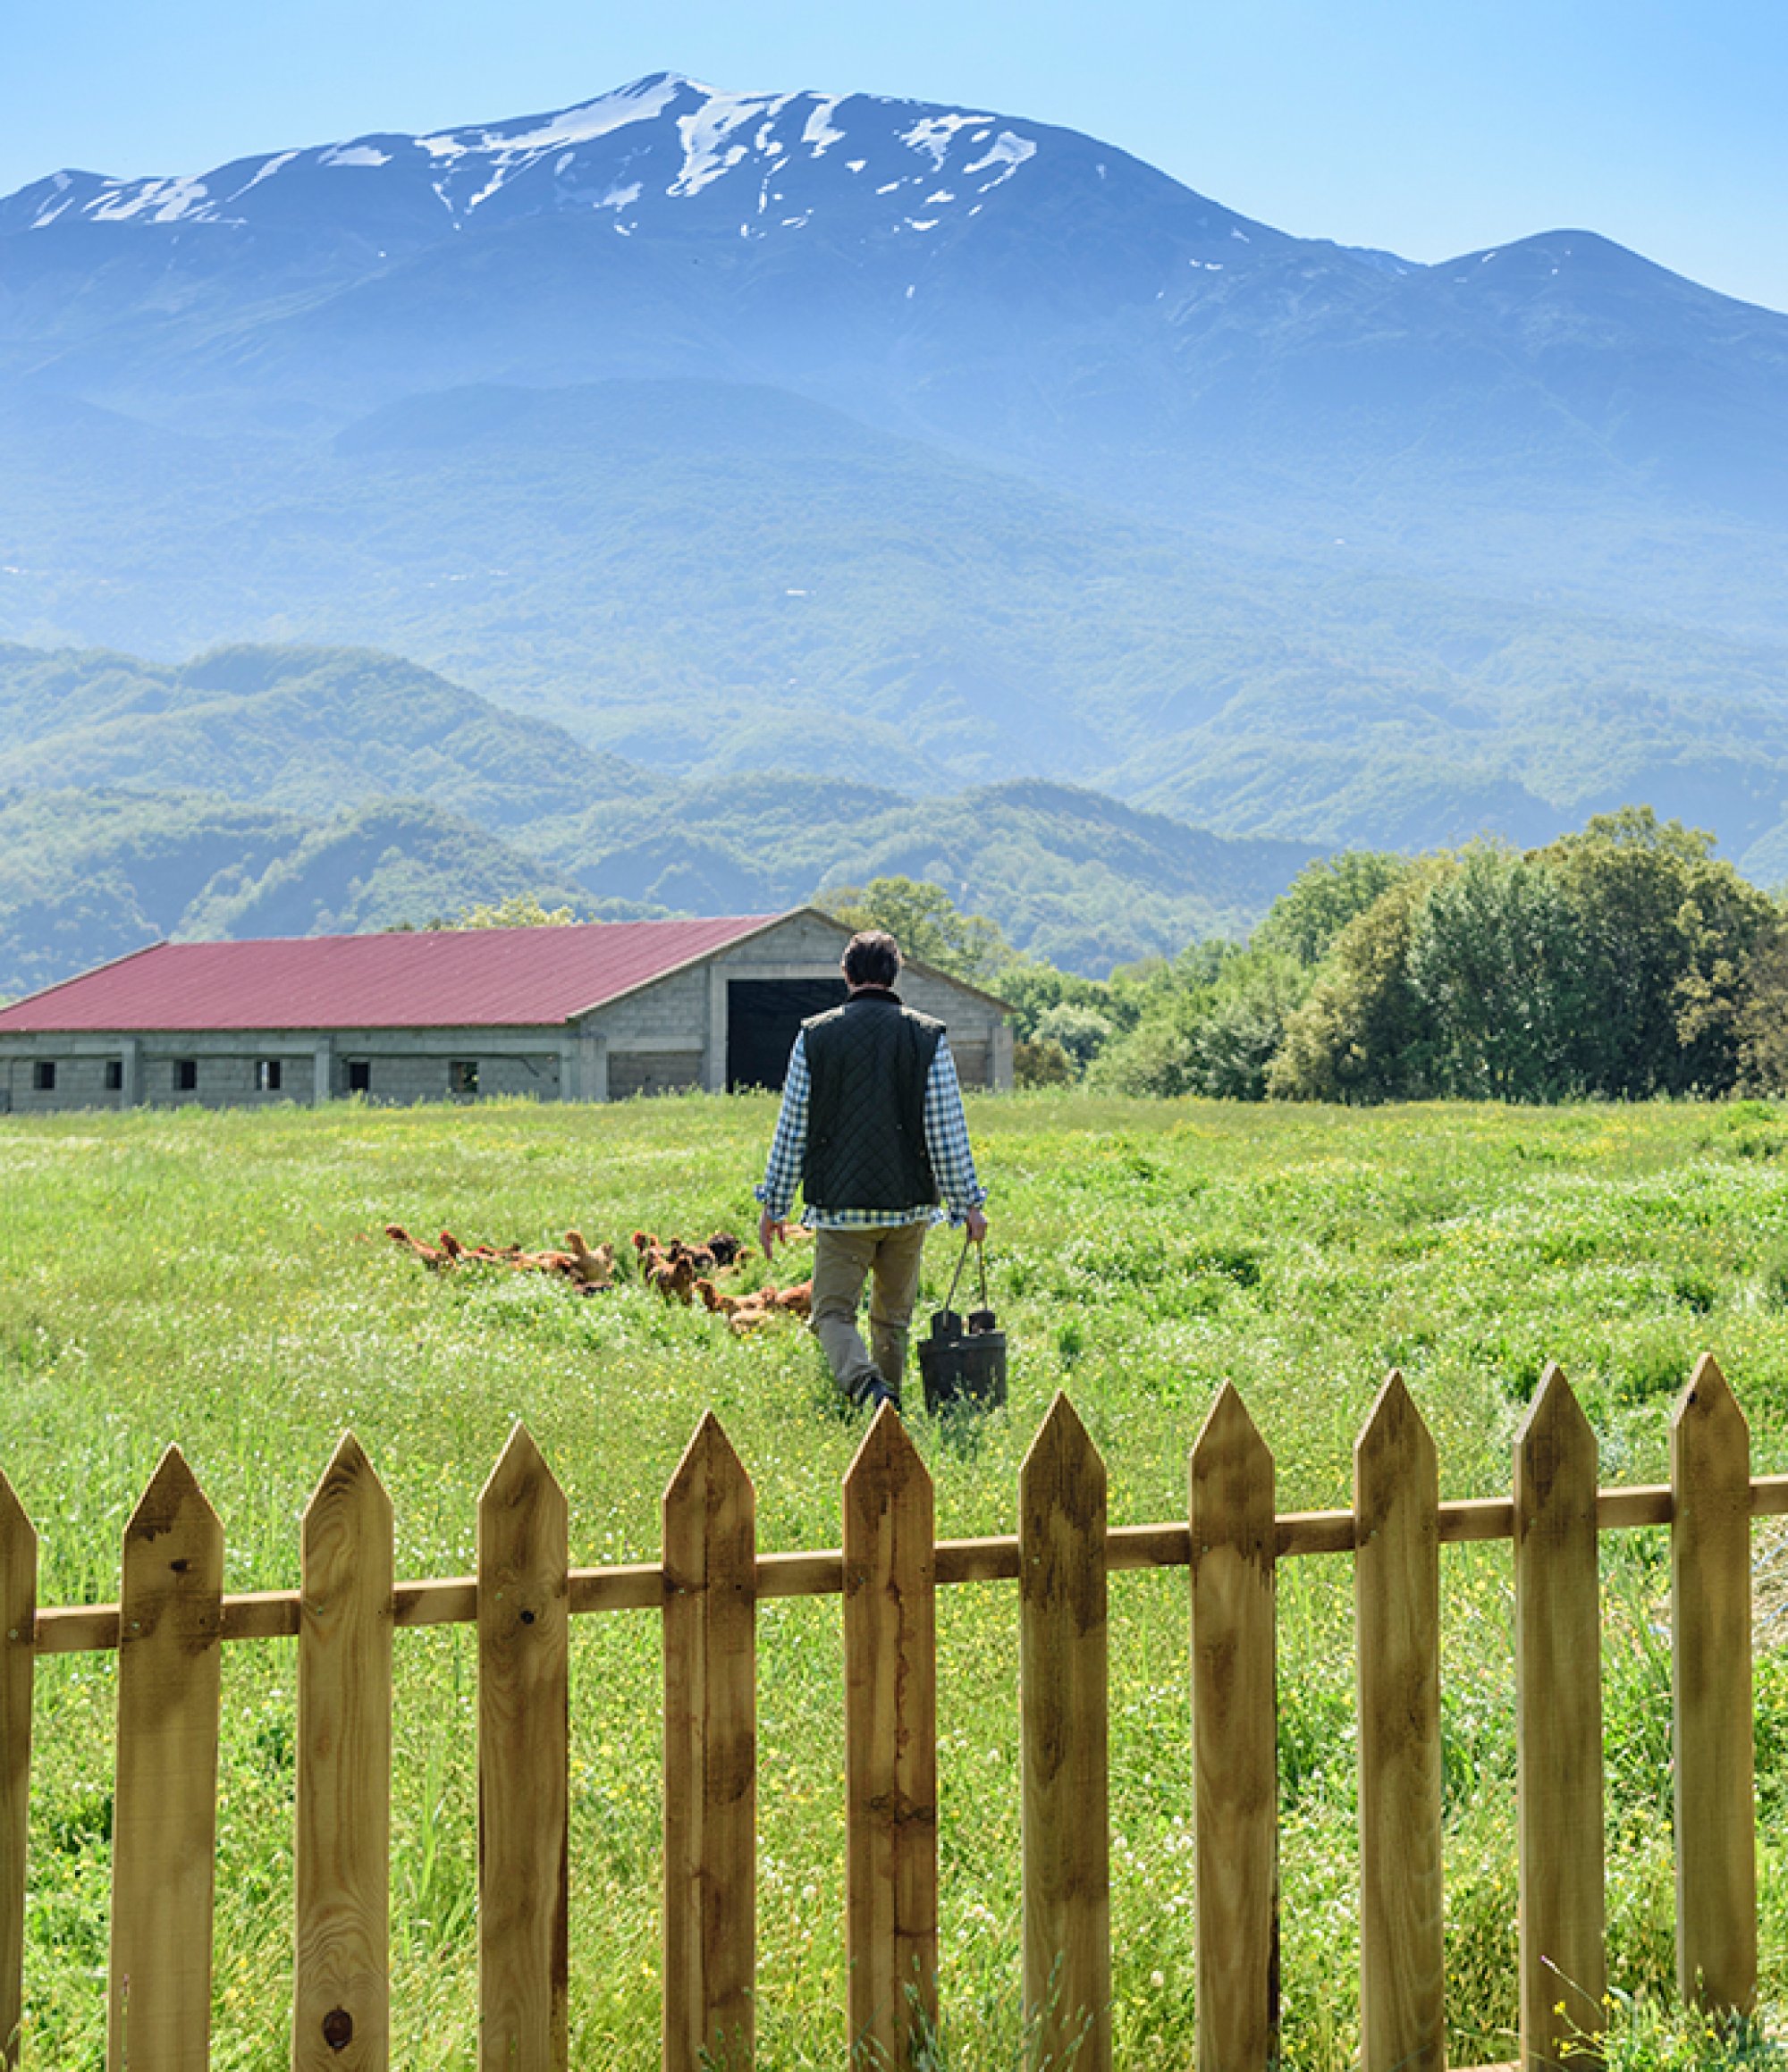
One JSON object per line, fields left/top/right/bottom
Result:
{"left": 2, "top": 73, "right": 1785, "bottom": 987}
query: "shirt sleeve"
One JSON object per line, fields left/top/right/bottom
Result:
{"left": 924, "top": 1035, "right": 988, "bottom": 1222}
{"left": 755, "top": 1030, "right": 810, "bottom": 1219}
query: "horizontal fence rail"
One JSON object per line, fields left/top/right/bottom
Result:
{"left": 31, "top": 1481, "right": 1788, "bottom": 1656}
{"left": 0, "top": 1355, "right": 1768, "bottom": 2070}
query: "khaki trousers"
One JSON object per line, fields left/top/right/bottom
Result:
{"left": 809, "top": 1220, "right": 932, "bottom": 1401}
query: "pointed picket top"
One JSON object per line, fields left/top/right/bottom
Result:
{"left": 1514, "top": 1363, "right": 1596, "bottom": 1508}
{"left": 481, "top": 1420, "right": 563, "bottom": 1511}
{"left": 846, "top": 1397, "right": 930, "bottom": 1497}
{"left": 1021, "top": 1390, "right": 1101, "bottom": 1493}
{"left": 1354, "top": 1371, "right": 1437, "bottom": 1528}
{"left": 123, "top": 1444, "right": 220, "bottom": 1549}
{"left": 0, "top": 1467, "right": 34, "bottom": 1633}
{"left": 302, "top": 1430, "right": 392, "bottom": 1545}
{"left": 663, "top": 1411, "right": 754, "bottom": 1605}
{"left": 0, "top": 1471, "right": 34, "bottom": 1571}
{"left": 1190, "top": 1383, "right": 1275, "bottom": 1558}
{"left": 1674, "top": 1352, "right": 1747, "bottom": 1445}
{"left": 664, "top": 1409, "right": 751, "bottom": 1512}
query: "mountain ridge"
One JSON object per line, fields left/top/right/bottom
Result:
{"left": 3, "top": 75, "right": 1786, "bottom": 905}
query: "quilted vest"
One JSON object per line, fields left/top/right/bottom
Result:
{"left": 801, "top": 990, "right": 943, "bottom": 1211}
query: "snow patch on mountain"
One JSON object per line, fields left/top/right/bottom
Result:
{"left": 801, "top": 97, "right": 847, "bottom": 155}
{"left": 91, "top": 176, "right": 212, "bottom": 224}
{"left": 964, "top": 133, "right": 1036, "bottom": 185}
{"left": 671, "top": 90, "right": 786, "bottom": 196}
{"left": 420, "top": 74, "right": 682, "bottom": 162}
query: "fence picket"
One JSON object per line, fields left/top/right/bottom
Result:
{"left": 662, "top": 1413, "right": 756, "bottom": 2072}
{"left": 844, "top": 1404, "right": 938, "bottom": 2070}
{"left": 1020, "top": 1394, "right": 1109, "bottom": 2072}
{"left": 106, "top": 1445, "right": 224, "bottom": 2072}
{"left": 1671, "top": 1354, "right": 1756, "bottom": 2013}
{"left": 478, "top": 1425, "right": 569, "bottom": 2071}
{"left": 0, "top": 1474, "right": 34, "bottom": 2071}
{"left": 1354, "top": 1372, "right": 1444, "bottom": 2072}
{"left": 295, "top": 1433, "right": 394, "bottom": 2070}
{"left": 1189, "top": 1383, "right": 1278, "bottom": 2072}
{"left": 1514, "top": 1367, "right": 1605, "bottom": 2072}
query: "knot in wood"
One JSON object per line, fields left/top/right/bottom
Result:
{"left": 322, "top": 2006, "right": 354, "bottom": 2051}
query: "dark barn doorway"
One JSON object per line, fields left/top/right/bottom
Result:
{"left": 727, "top": 978, "right": 849, "bottom": 1091}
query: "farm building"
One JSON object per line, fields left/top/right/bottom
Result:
{"left": 0, "top": 908, "right": 1014, "bottom": 1112}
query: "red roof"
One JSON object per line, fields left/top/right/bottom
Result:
{"left": 0, "top": 918, "right": 790, "bottom": 1033}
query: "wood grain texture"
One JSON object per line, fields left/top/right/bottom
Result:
{"left": 106, "top": 1446, "right": 224, "bottom": 2072}
{"left": 1354, "top": 1373, "right": 1444, "bottom": 2072}
{"left": 1671, "top": 1354, "right": 1756, "bottom": 2013}
{"left": 662, "top": 1414, "right": 755, "bottom": 2072}
{"left": 1020, "top": 1394, "right": 1109, "bottom": 2072}
{"left": 0, "top": 1475, "right": 34, "bottom": 2069}
{"left": 1189, "top": 1383, "right": 1278, "bottom": 2072}
{"left": 843, "top": 1406, "right": 937, "bottom": 2070}
{"left": 1514, "top": 1367, "right": 1606, "bottom": 2072}
{"left": 295, "top": 1434, "right": 394, "bottom": 2071}
{"left": 478, "top": 1425, "right": 569, "bottom": 2072}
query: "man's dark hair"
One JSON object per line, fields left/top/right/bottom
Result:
{"left": 842, "top": 930, "right": 901, "bottom": 989}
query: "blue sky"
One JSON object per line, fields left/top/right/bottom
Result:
{"left": 6, "top": 0, "right": 1786, "bottom": 311}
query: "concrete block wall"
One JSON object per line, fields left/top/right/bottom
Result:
{"left": 608, "top": 1050, "right": 704, "bottom": 1100}
{"left": 2, "top": 1053, "right": 125, "bottom": 1114}
{"left": 598, "top": 967, "right": 710, "bottom": 1046}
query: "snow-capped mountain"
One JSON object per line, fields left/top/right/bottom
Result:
{"left": 5, "top": 71, "right": 1784, "bottom": 546}
{"left": 3, "top": 72, "right": 1272, "bottom": 261}
{"left": 2, "top": 73, "right": 1786, "bottom": 648}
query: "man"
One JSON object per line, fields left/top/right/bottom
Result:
{"left": 757, "top": 929, "right": 990, "bottom": 1411}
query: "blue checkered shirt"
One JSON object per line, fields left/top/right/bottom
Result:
{"left": 756, "top": 1029, "right": 988, "bottom": 1228}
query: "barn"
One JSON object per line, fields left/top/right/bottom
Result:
{"left": 0, "top": 908, "right": 1014, "bottom": 1112}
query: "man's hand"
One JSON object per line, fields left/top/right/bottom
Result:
{"left": 759, "top": 1210, "right": 787, "bottom": 1260}
{"left": 966, "top": 1206, "right": 989, "bottom": 1246}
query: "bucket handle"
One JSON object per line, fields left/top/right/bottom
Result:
{"left": 941, "top": 1229, "right": 989, "bottom": 1316}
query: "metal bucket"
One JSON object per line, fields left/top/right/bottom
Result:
{"left": 918, "top": 1238, "right": 1007, "bottom": 1414}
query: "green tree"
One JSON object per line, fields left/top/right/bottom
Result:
{"left": 1541, "top": 808, "right": 1777, "bottom": 1095}
{"left": 1407, "top": 843, "right": 1580, "bottom": 1100}
{"left": 1253, "top": 851, "right": 1413, "bottom": 966}
{"left": 1733, "top": 924, "right": 1788, "bottom": 1093}
{"left": 432, "top": 890, "right": 584, "bottom": 929}
{"left": 1192, "top": 949, "right": 1311, "bottom": 1099}
{"left": 1269, "top": 861, "right": 1452, "bottom": 1102}
{"left": 818, "top": 877, "right": 1015, "bottom": 987}
{"left": 1033, "top": 1001, "right": 1114, "bottom": 1074}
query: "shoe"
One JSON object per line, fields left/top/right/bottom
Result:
{"left": 853, "top": 1377, "right": 901, "bottom": 1413}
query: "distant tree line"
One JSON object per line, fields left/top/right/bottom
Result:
{"left": 822, "top": 810, "right": 1788, "bottom": 1103}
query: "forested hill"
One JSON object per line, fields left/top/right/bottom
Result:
{"left": 0, "top": 643, "right": 1312, "bottom": 996}
{"left": 4, "top": 385, "right": 1787, "bottom": 861}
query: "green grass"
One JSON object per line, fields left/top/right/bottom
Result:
{"left": 5, "top": 1091, "right": 1788, "bottom": 2068}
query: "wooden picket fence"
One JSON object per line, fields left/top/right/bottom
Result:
{"left": 0, "top": 1354, "right": 1773, "bottom": 2071}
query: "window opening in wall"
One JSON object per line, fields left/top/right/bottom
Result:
{"left": 255, "top": 1059, "right": 283, "bottom": 1092}
{"left": 174, "top": 1059, "right": 198, "bottom": 1092}
{"left": 32, "top": 1061, "right": 55, "bottom": 1092}
{"left": 347, "top": 1060, "right": 371, "bottom": 1095}
{"left": 105, "top": 1060, "right": 123, "bottom": 1091}
{"left": 450, "top": 1059, "right": 480, "bottom": 1098}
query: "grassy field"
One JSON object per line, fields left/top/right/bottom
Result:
{"left": 5, "top": 1090, "right": 1788, "bottom": 2068}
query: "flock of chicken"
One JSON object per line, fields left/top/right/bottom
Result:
{"left": 384, "top": 1220, "right": 814, "bottom": 1334}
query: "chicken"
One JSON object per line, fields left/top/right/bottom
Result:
{"left": 564, "top": 1231, "right": 615, "bottom": 1288}
{"left": 385, "top": 1224, "right": 448, "bottom": 1268}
